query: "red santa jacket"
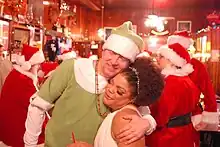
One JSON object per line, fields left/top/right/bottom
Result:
{"left": 189, "top": 58, "right": 217, "bottom": 114}
{"left": 0, "top": 69, "right": 45, "bottom": 147}
{"left": 147, "top": 75, "right": 200, "bottom": 147}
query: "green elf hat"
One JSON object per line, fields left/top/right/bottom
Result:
{"left": 103, "top": 21, "right": 143, "bottom": 62}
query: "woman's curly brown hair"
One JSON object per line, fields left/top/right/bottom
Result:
{"left": 121, "top": 57, "right": 164, "bottom": 106}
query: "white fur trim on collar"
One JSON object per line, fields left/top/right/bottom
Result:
{"left": 14, "top": 54, "right": 32, "bottom": 71}
{"left": 74, "top": 58, "right": 108, "bottom": 94}
{"left": 103, "top": 34, "right": 140, "bottom": 62}
{"left": 167, "top": 35, "right": 194, "bottom": 49}
{"left": 159, "top": 45, "right": 187, "bottom": 67}
{"left": 162, "top": 64, "right": 194, "bottom": 77}
{"left": 58, "top": 51, "right": 76, "bottom": 61}
{"left": 13, "top": 64, "right": 39, "bottom": 91}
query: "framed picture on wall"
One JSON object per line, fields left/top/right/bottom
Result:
{"left": 13, "top": 28, "right": 30, "bottom": 51}
{"left": 177, "top": 21, "right": 192, "bottom": 32}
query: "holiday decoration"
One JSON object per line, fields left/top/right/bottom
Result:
{"left": 206, "top": 11, "right": 220, "bottom": 26}
{"left": 4, "top": 0, "right": 26, "bottom": 21}
{"left": 151, "top": 30, "right": 169, "bottom": 36}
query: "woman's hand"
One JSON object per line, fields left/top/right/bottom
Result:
{"left": 67, "top": 141, "right": 93, "bottom": 147}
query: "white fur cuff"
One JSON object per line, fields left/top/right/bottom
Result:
{"left": 143, "top": 114, "right": 157, "bottom": 135}
{"left": 202, "top": 111, "right": 219, "bottom": 125}
{"left": 191, "top": 111, "right": 219, "bottom": 131}
{"left": 30, "top": 95, "right": 54, "bottom": 111}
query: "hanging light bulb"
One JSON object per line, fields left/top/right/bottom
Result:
{"left": 156, "top": 24, "right": 165, "bottom": 32}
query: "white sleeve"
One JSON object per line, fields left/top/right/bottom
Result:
{"left": 143, "top": 114, "right": 157, "bottom": 135}
{"left": 24, "top": 94, "right": 53, "bottom": 146}
{"left": 138, "top": 106, "right": 157, "bottom": 135}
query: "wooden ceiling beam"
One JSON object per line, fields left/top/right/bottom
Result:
{"left": 80, "top": 0, "right": 101, "bottom": 11}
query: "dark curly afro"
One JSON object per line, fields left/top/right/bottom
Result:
{"left": 121, "top": 57, "right": 164, "bottom": 106}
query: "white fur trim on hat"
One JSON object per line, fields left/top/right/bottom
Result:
{"left": 103, "top": 34, "right": 140, "bottom": 62}
{"left": 15, "top": 50, "right": 45, "bottom": 71}
{"left": 29, "top": 50, "right": 45, "bottom": 66}
{"left": 158, "top": 45, "right": 187, "bottom": 67}
{"left": 167, "top": 35, "right": 194, "bottom": 49}
{"left": 137, "top": 52, "right": 150, "bottom": 58}
{"left": 58, "top": 51, "right": 76, "bottom": 61}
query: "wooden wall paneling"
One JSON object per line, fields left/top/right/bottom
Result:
{"left": 207, "top": 61, "right": 218, "bottom": 94}
{"left": 217, "top": 62, "right": 220, "bottom": 95}
{"left": 87, "top": 10, "right": 101, "bottom": 40}
{"left": 211, "top": 29, "right": 217, "bottom": 50}
{"left": 103, "top": 8, "right": 213, "bottom": 34}
{"left": 217, "top": 29, "right": 220, "bottom": 50}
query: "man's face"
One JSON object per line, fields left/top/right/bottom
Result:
{"left": 101, "top": 49, "right": 130, "bottom": 78}
{"left": 156, "top": 54, "right": 171, "bottom": 70}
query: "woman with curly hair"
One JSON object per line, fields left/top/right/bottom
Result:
{"left": 67, "top": 57, "right": 164, "bottom": 147}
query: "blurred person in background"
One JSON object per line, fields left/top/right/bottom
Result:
{"left": 0, "top": 44, "right": 12, "bottom": 94}
{"left": 0, "top": 44, "right": 45, "bottom": 147}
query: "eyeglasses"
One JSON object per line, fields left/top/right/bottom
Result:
{"left": 155, "top": 54, "right": 164, "bottom": 59}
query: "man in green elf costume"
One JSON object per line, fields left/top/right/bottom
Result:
{"left": 24, "top": 21, "right": 157, "bottom": 147}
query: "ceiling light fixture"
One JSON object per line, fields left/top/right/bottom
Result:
{"left": 43, "top": 1, "right": 50, "bottom": 5}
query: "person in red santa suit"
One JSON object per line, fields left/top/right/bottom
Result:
{"left": 0, "top": 44, "right": 45, "bottom": 147}
{"left": 167, "top": 30, "right": 218, "bottom": 147}
{"left": 146, "top": 43, "right": 200, "bottom": 147}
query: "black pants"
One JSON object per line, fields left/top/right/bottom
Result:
{"left": 200, "top": 131, "right": 220, "bottom": 147}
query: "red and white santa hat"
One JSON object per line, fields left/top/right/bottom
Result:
{"left": 15, "top": 44, "right": 45, "bottom": 71}
{"left": 57, "top": 50, "right": 76, "bottom": 61}
{"left": 137, "top": 50, "right": 152, "bottom": 58}
{"left": 167, "top": 30, "right": 194, "bottom": 49}
{"left": 158, "top": 43, "right": 194, "bottom": 74}
{"left": 38, "top": 62, "right": 59, "bottom": 78}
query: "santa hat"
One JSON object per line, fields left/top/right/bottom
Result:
{"left": 38, "top": 62, "right": 58, "bottom": 78}
{"left": 167, "top": 30, "right": 194, "bottom": 49}
{"left": 158, "top": 43, "right": 194, "bottom": 74}
{"left": 103, "top": 21, "right": 143, "bottom": 62}
{"left": 15, "top": 44, "right": 45, "bottom": 71}
{"left": 137, "top": 51, "right": 150, "bottom": 58}
{"left": 57, "top": 50, "right": 76, "bottom": 61}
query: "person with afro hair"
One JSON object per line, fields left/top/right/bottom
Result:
{"left": 67, "top": 57, "right": 164, "bottom": 147}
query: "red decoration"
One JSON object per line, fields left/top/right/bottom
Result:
{"left": 4, "top": 0, "right": 25, "bottom": 19}
{"left": 206, "top": 11, "right": 220, "bottom": 25}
